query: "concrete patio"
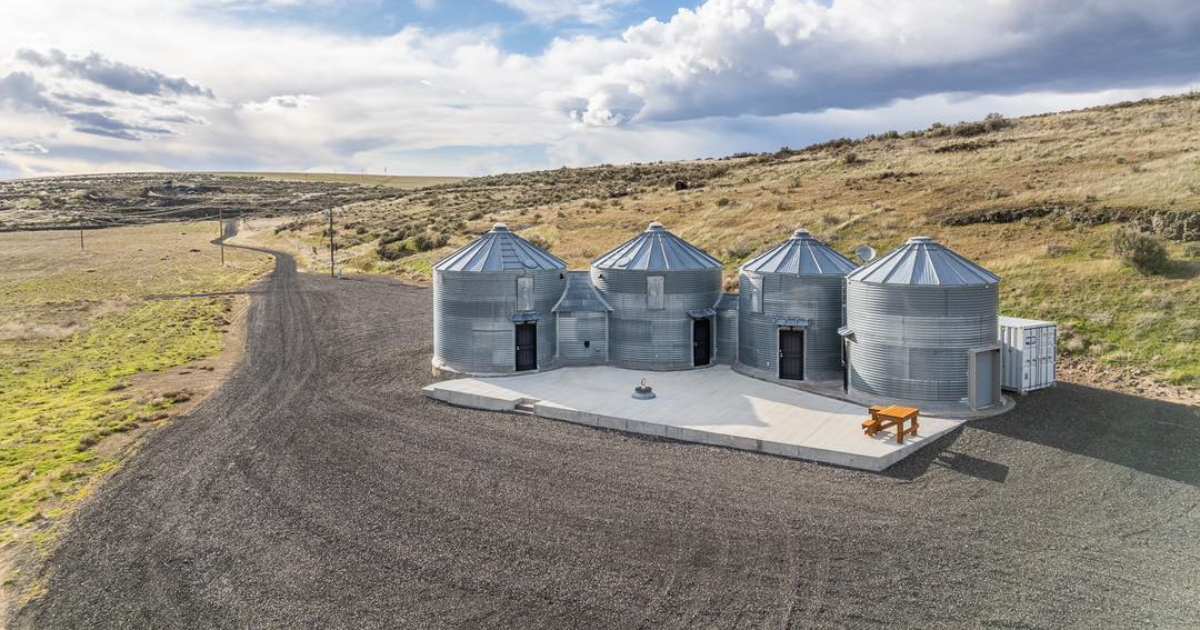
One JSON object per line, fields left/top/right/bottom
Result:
{"left": 423, "top": 365, "right": 968, "bottom": 471}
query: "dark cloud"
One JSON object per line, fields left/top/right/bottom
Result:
{"left": 151, "top": 112, "right": 207, "bottom": 125}
{"left": 0, "top": 71, "right": 58, "bottom": 111}
{"left": 52, "top": 91, "right": 116, "bottom": 107}
{"left": 72, "top": 127, "right": 140, "bottom": 141}
{"left": 0, "top": 69, "right": 198, "bottom": 144}
{"left": 65, "top": 111, "right": 175, "bottom": 141}
{"left": 17, "top": 48, "right": 214, "bottom": 98}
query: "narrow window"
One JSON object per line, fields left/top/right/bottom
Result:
{"left": 516, "top": 276, "right": 534, "bottom": 311}
{"left": 748, "top": 274, "right": 763, "bottom": 313}
{"left": 647, "top": 276, "right": 665, "bottom": 310}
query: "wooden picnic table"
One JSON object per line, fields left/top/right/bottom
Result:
{"left": 862, "top": 405, "right": 920, "bottom": 444}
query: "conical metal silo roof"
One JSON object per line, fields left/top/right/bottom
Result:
{"left": 592, "top": 221, "right": 722, "bottom": 271}
{"left": 741, "top": 228, "right": 856, "bottom": 276}
{"left": 434, "top": 223, "right": 566, "bottom": 272}
{"left": 846, "top": 236, "right": 998, "bottom": 286}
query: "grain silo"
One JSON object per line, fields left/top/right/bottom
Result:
{"left": 591, "top": 221, "right": 723, "bottom": 370}
{"left": 736, "top": 229, "right": 856, "bottom": 383}
{"left": 432, "top": 223, "right": 566, "bottom": 375}
{"left": 843, "top": 236, "right": 1002, "bottom": 410}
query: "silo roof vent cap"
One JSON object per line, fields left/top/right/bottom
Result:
{"left": 791, "top": 228, "right": 812, "bottom": 239}
{"left": 491, "top": 223, "right": 509, "bottom": 232}
{"left": 906, "top": 235, "right": 934, "bottom": 244}
{"left": 646, "top": 221, "right": 665, "bottom": 231}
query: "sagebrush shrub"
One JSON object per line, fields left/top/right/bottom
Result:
{"left": 1112, "top": 228, "right": 1168, "bottom": 274}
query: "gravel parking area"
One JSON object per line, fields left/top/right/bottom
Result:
{"left": 14, "top": 248, "right": 1200, "bottom": 629}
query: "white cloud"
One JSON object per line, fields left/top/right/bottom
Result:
{"left": 1, "top": 141, "right": 50, "bottom": 154}
{"left": 558, "top": 0, "right": 1200, "bottom": 126}
{"left": 0, "top": 0, "right": 1197, "bottom": 177}
{"left": 243, "top": 94, "right": 319, "bottom": 112}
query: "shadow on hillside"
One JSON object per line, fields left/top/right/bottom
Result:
{"left": 1164, "top": 258, "right": 1200, "bottom": 280}
{"left": 888, "top": 382, "right": 1199, "bottom": 486}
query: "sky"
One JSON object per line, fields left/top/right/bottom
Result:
{"left": 1, "top": 0, "right": 1199, "bottom": 179}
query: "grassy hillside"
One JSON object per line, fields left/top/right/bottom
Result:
{"left": 280, "top": 93, "right": 1200, "bottom": 394}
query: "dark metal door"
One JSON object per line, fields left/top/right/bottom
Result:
{"left": 515, "top": 323, "right": 537, "bottom": 372}
{"left": 692, "top": 319, "right": 711, "bottom": 366}
{"left": 842, "top": 340, "right": 850, "bottom": 392}
{"left": 779, "top": 329, "right": 805, "bottom": 380}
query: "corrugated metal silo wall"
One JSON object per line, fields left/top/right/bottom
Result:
{"left": 434, "top": 269, "right": 564, "bottom": 374}
{"left": 556, "top": 312, "right": 609, "bottom": 365}
{"left": 737, "top": 273, "right": 845, "bottom": 379}
{"left": 590, "top": 267, "right": 721, "bottom": 370}
{"left": 846, "top": 282, "right": 998, "bottom": 401}
{"left": 717, "top": 306, "right": 738, "bottom": 364}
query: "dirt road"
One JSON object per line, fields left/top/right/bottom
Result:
{"left": 15, "top": 248, "right": 1200, "bottom": 628}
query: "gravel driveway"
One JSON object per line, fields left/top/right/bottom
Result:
{"left": 15, "top": 248, "right": 1200, "bottom": 629}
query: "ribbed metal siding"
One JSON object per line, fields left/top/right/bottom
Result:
{"left": 846, "top": 283, "right": 998, "bottom": 401}
{"left": 590, "top": 267, "right": 721, "bottom": 370}
{"left": 556, "top": 311, "right": 609, "bottom": 365}
{"left": 737, "top": 273, "right": 845, "bottom": 380}
{"left": 433, "top": 269, "right": 564, "bottom": 374}
{"left": 717, "top": 306, "right": 738, "bottom": 365}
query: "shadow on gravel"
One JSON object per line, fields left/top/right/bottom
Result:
{"left": 973, "top": 382, "right": 1200, "bottom": 487}
{"left": 878, "top": 427, "right": 1012, "bottom": 483}
{"left": 932, "top": 450, "right": 1010, "bottom": 483}
{"left": 878, "top": 382, "right": 1199, "bottom": 486}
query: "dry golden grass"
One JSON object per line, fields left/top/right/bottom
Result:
{"left": 284, "top": 93, "right": 1199, "bottom": 391}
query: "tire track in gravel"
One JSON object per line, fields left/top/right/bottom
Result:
{"left": 13, "top": 236, "right": 1200, "bottom": 629}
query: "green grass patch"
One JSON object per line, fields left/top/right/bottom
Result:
{"left": 998, "top": 231, "right": 1200, "bottom": 385}
{"left": 0, "top": 298, "right": 230, "bottom": 534}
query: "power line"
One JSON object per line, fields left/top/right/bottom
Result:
{"left": 328, "top": 207, "right": 336, "bottom": 278}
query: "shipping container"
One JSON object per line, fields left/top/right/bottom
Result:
{"left": 998, "top": 316, "right": 1056, "bottom": 394}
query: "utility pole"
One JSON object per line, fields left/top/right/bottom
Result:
{"left": 328, "top": 207, "right": 335, "bottom": 278}
{"left": 218, "top": 208, "right": 225, "bottom": 265}
{"left": 79, "top": 221, "right": 84, "bottom": 251}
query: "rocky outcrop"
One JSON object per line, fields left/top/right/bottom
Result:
{"left": 941, "top": 204, "right": 1200, "bottom": 242}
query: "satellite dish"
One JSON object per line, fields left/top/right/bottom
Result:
{"left": 855, "top": 245, "right": 877, "bottom": 264}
